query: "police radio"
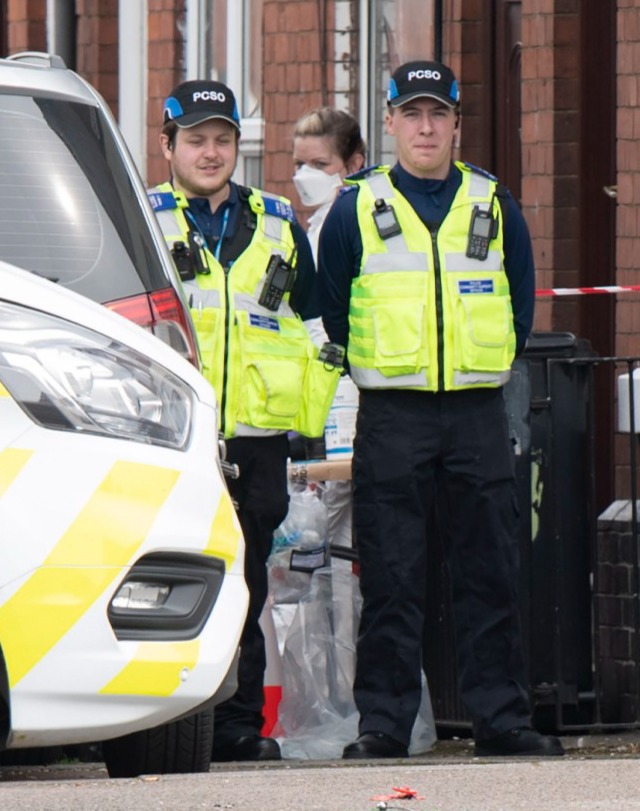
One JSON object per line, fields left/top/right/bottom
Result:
{"left": 258, "top": 248, "right": 297, "bottom": 311}
{"left": 466, "top": 205, "right": 498, "bottom": 261}
{"left": 372, "top": 198, "right": 402, "bottom": 240}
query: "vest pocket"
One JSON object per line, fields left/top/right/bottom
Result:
{"left": 240, "top": 359, "right": 305, "bottom": 425}
{"left": 372, "top": 303, "right": 427, "bottom": 377}
{"left": 235, "top": 312, "right": 308, "bottom": 429}
{"left": 453, "top": 295, "right": 512, "bottom": 372}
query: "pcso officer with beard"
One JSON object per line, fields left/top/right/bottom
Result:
{"left": 150, "top": 80, "right": 341, "bottom": 762}
{"left": 317, "top": 61, "right": 565, "bottom": 759}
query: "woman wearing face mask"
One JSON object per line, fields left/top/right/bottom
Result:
{"left": 292, "top": 107, "right": 366, "bottom": 262}
{"left": 290, "top": 108, "right": 365, "bottom": 579}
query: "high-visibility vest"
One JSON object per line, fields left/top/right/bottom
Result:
{"left": 150, "top": 183, "right": 339, "bottom": 437}
{"left": 346, "top": 163, "right": 516, "bottom": 391}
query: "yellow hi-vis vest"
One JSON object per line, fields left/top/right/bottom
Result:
{"left": 347, "top": 163, "right": 516, "bottom": 392}
{"left": 150, "top": 182, "right": 340, "bottom": 438}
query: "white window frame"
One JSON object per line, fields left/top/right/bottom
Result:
{"left": 359, "top": 0, "right": 371, "bottom": 151}
{"left": 117, "top": 0, "right": 148, "bottom": 180}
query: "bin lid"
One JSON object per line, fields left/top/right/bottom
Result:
{"left": 523, "top": 332, "right": 595, "bottom": 358}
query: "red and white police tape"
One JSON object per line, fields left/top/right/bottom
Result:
{"left": 536, "top": 284, "right": 640, "bottom": 297}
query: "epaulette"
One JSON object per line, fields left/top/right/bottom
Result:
{"left": 345, "top": 163, "right": 384, "bottom": 182}
{"left": 263, "top": 195, "right": 295, "bottom": 222}
{"left": 462, "top": 161, "right": 498, "bottom": 183}
{"left": 338, "top": 185, "right": 358, "bottom": 197}
{"left": 245, "top": 188, "right": 296, "bottom": 222}
{"left": 495, "top": 183, "right": 512, "bottom": 200}
{"left": 147, "top": 190, "right": 178, "bottom": 212}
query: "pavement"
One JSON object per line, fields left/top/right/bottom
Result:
{"left": 3, "top": 730, "right": 640, "bottom": 810}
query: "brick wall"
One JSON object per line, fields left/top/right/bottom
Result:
{"left": 146, "top": 0, "right": 186, "bottom": 187}
{"left": 521, "top": 0, "right": 580, "bottom": 335}
{"left": 5, "top": 0, "right": 45, "bottom": 53}
{"left": 450, "top": 0, "right": 488, "bottom": 171}
{"left": 263, "top": 0, "right": 331, "bottom": 209}
{"left": 615, "top": 4, "right": 640, "bottom": 358}
{"left": 76, "top": 0, "right": 119, "bottom": 117}
{"left": 596, "top": 500, "right": 640, "bottom": 724}
{"left": 610, "top": 3, "right": 640, "bottom": 501}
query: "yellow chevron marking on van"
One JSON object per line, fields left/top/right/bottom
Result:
{"left": 203, "top": 492, "right": 240, "bottom": 567}
{"left": 0, "top": 461, "right": 179, "bottom": 686}
{"left": 100, "top": 639, "right": 200, "bottom": 696}
{"left": 0, "top": 448, "right": 33, "bottom": 498}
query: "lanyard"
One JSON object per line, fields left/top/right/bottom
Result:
{"left": 214, "top": 207, "right": 230, "bottom": 261}
{"left": 185, "top": 205, "right": 230, "bottom": 262}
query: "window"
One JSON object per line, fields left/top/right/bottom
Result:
{"left": 206, "top": 0, "right": 264, "bottom": 187}
{"left": 189, "top": 0, "right": 439, "bottom": 183}
{"left": 367, "top": 0, "right": 436, "bottom": 164}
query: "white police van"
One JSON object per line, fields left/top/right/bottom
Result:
{"left": 0, "top": 261, "right": 248, "bottom": 777}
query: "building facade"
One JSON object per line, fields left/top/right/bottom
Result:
{"left": 1, "top": 0, "right": 638, "bottom": 508}
{"left": 4, "top": 0, "right": 640, "bottom": 730}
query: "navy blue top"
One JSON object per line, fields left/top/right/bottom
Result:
{"left": 186, "top": 181, "right": 320, "bottom": 320}
{"left": 317, "top": 162, "right": 535, "bottom": 357}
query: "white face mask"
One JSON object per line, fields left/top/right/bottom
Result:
{"left": 292, "top": 164, "right": 342, "bottom": 208}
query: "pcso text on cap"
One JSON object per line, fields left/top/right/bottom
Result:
{"left": 163, "top": 80, "right": 241, "bottom": 131}
{"left": 387, "top": 60, "right": 460, "bottom": 109}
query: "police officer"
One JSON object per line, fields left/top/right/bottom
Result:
{"left": 317, "top": 61, "right": 564, "bottom": 759}
{"left": 152, "top": 80, "right": 339, "bottom": 762}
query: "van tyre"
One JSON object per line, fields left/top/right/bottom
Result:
{"left": 102, "top": 708, "right": 214, "bottom": 778}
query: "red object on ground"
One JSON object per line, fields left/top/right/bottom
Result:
{"left": 371, "top": 786, "right": 425, "bottom": 801}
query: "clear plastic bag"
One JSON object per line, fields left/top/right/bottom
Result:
{"left": 269, "top": 484, "right": 330, "bottom": 608}
{"left": 274, "top": 567, "right": 436, "bottom": 759}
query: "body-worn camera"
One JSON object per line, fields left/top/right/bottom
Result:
{"left": 372, "top": 198, "right": 402, "bottom": 240}
{"left": 258, "top": 252, "right": 297, "bottom": 311}
{"left": 171, "top": 232, "right": 210, "bottom": 281}
{"left": 466, "top": 205, "right": 498, "bottom": 261}
{"left": 171, "top": 241, "right": 194, "bottom": 281}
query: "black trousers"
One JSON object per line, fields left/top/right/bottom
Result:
{"left": 213, "top": 433, "right": 290, "bottom": 742}
{"left": 351, "top": 387, "right": 531, "bottom": 745}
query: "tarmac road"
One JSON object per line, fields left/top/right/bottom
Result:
{"left": 2, "top": 732, "right": 640, "bottom": 811}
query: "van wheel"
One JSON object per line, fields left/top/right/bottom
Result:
{"left": 102, "top": 708, "right": 214, "bottom": 778}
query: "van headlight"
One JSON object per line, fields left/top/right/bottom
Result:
{"left": 0, "top": 302, "right": 195, "bottom": 449}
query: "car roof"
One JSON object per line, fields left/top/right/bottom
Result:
{"left": 0, "top": 52, "right": 191, "bottom": 312}
{"left": 0, "top": 52, "right": 100, "bottom": 104}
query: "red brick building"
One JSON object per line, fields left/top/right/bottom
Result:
{"left": 3, "top": 0, "right": 640, "bottom": 730}
{"left": 0, "top": 0, "right": 629, "bottom": 489}
{"left": 4, "top": 0, "right": 632, "bottom": 502}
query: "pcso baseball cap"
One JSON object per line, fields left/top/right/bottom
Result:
{"left": 387, "top": 60, "right": 460, "bottom": 109}
{"left": 163, "top": 80, "right": 241, "bottom": 131}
